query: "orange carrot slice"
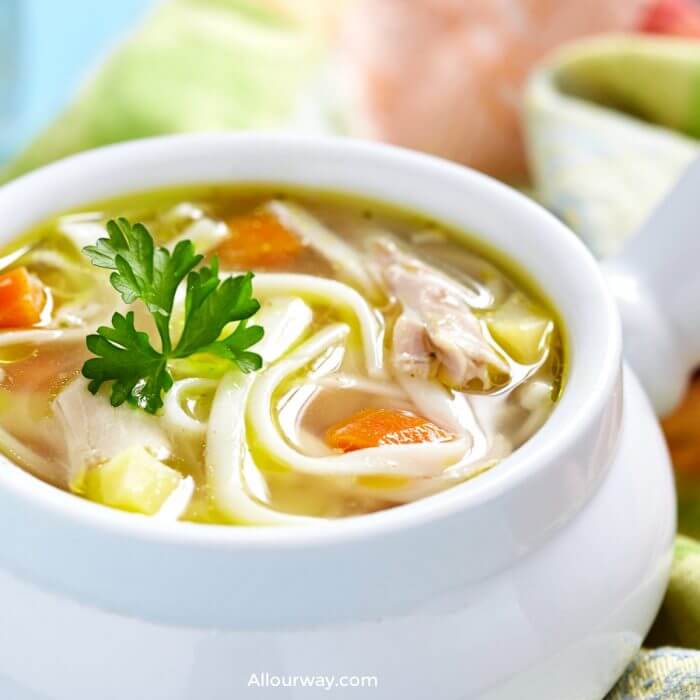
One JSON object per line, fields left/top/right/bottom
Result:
{"left": 0, "top": 267, "right": 44, "bottom": 328}
{"left": 216, "top": 210, "right": 302, "bottom": 268}
{"left": 326, "top": 408, "right": 453, "bottom": 452}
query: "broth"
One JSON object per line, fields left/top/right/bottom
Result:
{"left": 0, "top": 185, "right": 565, "bottom": 524}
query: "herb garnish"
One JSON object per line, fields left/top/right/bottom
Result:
{"left": 81, "top": 218, "right": 264, "bottom": 413}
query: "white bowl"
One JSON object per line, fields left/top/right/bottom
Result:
{"left": 0, "top": 134, "right": 676, "bottom": 700}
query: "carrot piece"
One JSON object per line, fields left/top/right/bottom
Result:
{"left": 216, "top": 210, "right": 302, "bottom": 268}
{"left": 0, "top": 267, "right": 44, "bottom": 328}
{"left": 326, "top": 408, "right": 453, "bottom": 452}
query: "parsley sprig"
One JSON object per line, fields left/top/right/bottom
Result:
{"left": 81, "top": 218, "right": 264, "bottom": 413}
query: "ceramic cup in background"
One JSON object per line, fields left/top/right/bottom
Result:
{"left": 0, "top": 135, "right": 678, "bottom": 700}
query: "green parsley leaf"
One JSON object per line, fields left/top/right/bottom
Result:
{"left": 200, "top": 319, "right": 265, "bottom": 373}
{"left": 83, "top": 311, "right": 172, "bottom": 414}
{"left": 83, "top": 217, "right": 203, "bottom": 353}
{"left": 173, "top": 261, "right": 261, "bottom": 358}
{"left": 81, "top": 218, "right": 264, "bottom": 413}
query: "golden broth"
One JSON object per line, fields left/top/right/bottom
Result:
{"left": 0, "top": 185, "right": 566, "bottom": 524}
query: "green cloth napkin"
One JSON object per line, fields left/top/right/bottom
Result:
{"left": 4, "top": 4, "right": 700, "bottom": 695}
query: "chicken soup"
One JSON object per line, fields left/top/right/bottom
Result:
{"left": 0, "top": 186, "right": 565, "bottom": 524}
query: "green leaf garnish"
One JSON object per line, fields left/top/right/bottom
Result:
{"left": 83, "top": 311, "right": 172, "bottom": 414}
{"left": 81, "top": 218, "right": 264, "bottom": 413}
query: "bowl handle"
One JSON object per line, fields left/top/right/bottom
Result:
{"left": 603, "top": 157, "right": 700, "bottom": 416}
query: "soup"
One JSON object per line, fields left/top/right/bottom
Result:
{"left": 0, "top": 186, "right": 565, "bottom": 525}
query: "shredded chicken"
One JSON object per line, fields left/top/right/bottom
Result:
{"left": 53, "top": 378, "right": 172, "bottom": 484}
{"left": 369, "top": 237, "right": 509, "bottom": 389}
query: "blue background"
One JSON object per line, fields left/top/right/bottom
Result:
{"left": 1, "top": 0, "right": 153, "bottom": 160}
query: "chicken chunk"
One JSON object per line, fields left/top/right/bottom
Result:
{"left": 369, "top": 237, "right": 509, "bottom": 389}
{"left": 53, "top": 378, "right": 172, "bottom": 486}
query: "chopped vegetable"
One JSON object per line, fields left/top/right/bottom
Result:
{"left": 487, "top": 293, "right": 553, "bottom": 365}
{"left": 81, "top": 446, "right": 182, "bottom": 515}
{"left": 81, "top": 218, "right": 264, "bottom": 414}
{"left": 326, "top": 408, "right": 453, "bottom": 452}
{"left": 0, "top": 267, "right": 44, "bottom": 328}
{"left": 216, "top": 210, "right": 302, "bottom": 268}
